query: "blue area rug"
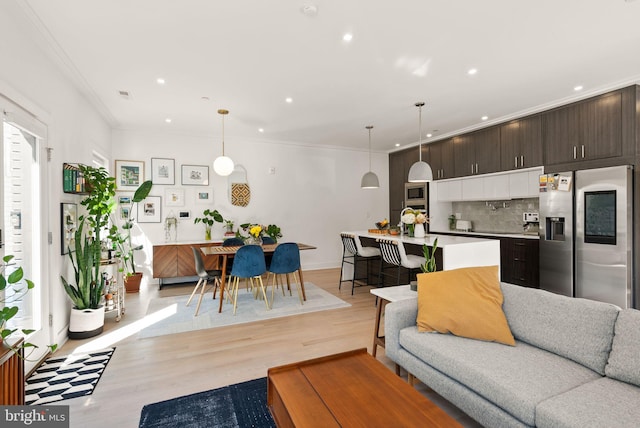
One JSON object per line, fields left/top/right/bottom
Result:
{"left": 139, "top": 377, "right": 276, "bottom": 428}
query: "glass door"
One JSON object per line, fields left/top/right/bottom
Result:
{"left": 2, "top": 105, "right": 50, "bottom": 374}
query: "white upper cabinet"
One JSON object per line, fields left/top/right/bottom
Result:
{"left": 437, "top": 167, "right": 541, "bottom": 202}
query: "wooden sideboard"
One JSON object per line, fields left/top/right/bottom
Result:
{"left": 153, "top": 242, "right": 222, "bottom": 289}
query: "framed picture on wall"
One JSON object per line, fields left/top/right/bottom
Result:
{"left": 151, "top": 158, "right": 175, "bottom": 185}
{"left": 60, "top": 202, "right": 77, "bottom": 255}
{"left": 195, "top": 188, "right": 213, "bottom": 204}
{"left": 165, "top": 188, "right": 185, "bottom": 206}
{"left": 178, "top": 210, "right": 191, "bottom": 220}
{"left": 138, "top": 196, "right": 162, "bottom": 223}
{"left": 115, "top": 160, "right": 145, "bottom": 190}
{"left": 181, "top": 165, "right": 209, "bottom": 186}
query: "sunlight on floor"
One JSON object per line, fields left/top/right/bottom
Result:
{"left": 69, "top": 304, "right": 178, "bottom": 355}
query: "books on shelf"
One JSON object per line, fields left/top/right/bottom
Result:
{"left": 63, "top": 163, "right": 86, "bottom": 193}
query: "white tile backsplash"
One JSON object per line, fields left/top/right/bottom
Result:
{"left": 451, "top": 198, "right": 539, "bottom": 234}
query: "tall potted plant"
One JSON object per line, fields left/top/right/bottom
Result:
{"left": 112, "top": 180, "right": 153, "bottom": 292}
{"left": 61, "top": 165, "right": 116, "bottom": 339}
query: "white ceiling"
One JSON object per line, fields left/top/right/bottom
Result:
{"left": 15, "top": 0, "right": 640, "bottom": 152}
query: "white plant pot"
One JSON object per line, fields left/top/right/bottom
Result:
{"left": 69, "top": 306, "right": 105, "bottom": 339}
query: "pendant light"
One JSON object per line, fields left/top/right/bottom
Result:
{"left": 361, "top": 125, "right": 380, "bottom": 189}
{"left": 213, "top": 109, "right": 235, "bottom": 176}
{"left": 407, "top": 102, "right": 433, "bottom": 182}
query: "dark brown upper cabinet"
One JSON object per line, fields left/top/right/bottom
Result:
{"left": 453, "top": 127, "right": 501, "bottom": 177}
{"left": 428, "top": 139, "right": 455, "bottom": 180}
{"left": 500, "top": 116, "right": 543, "bottom": 170}
{"left": 543, "top": 90, "right": 625, "bottom": 166}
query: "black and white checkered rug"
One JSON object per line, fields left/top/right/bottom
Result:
{"left": 25, "top": 348, "right": 115, "bottom": 405}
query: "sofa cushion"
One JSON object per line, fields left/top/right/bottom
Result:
{"left": 536, "top": 377, "right": 640, "bottom": 428}
{"left": 416, "top": 266, "right": 515, "bottom": 346}
{"left": 605, "top": 308, "right": 640, "bottom": 387}
{"left": 500, "top": 282, "right": 619, "bottom": 375}
{"left": 399, "top": 326, "right": 600, "bottom": 426}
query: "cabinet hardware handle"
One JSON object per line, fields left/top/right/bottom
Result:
{"left": 520, "top": 155, "right": 524, "bottom": 167}
{"left": 514, "top": 157, "right": 518, "bottom": 169}
{"left": 573, "top": 146, "right": 577, "bottom": 159}
{"left": 581, "top": 145, "right": 585, "bottom": 158}
{"left": 475, "top": 163, "right": 478, "bottom": 174}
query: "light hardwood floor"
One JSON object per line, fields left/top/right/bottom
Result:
{"left": 56, "top": 268, "right": 481, "bottom": 428}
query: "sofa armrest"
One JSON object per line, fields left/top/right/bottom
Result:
{"left": 384, "top": 298, "right": 418, "bottom": 362}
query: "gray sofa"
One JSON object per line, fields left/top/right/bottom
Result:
{"left": 385, "top": 282, "right": 640, "bottom": 428}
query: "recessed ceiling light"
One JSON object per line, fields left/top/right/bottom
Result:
{"left": 467, "top": 68, "right": 478, "bottom": 75}
{"left": 395, "top": 143, "right": 400, "bottom": 147}
{"left": 258, "top": 128, "right": 264, "bottom": 133}
{"left": 481, "top": 116, "right": 489, "bottom": 121}
{"left": 165, "top": 118, "right": 172, "bottom": 123}
{"left": 157, "top": 78, "right": 166, "bottom": 85}
{"left": 574, "top": 85, "right": 584, "bottom": 91}
{"left": 300, "top": 4, "right": 318, "bottom": 16}
{"left": 426, "top": 133, "right": 432, "bottom": 138}
{"left": 343, "top": 33, "right": 353, "bottom": 42}
{"left": 285, "top": 97, "right": 293, "bottom": 103}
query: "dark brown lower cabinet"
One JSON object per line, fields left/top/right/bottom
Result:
{"left": 500, "top": 237, "right": 539, "bottom": 288}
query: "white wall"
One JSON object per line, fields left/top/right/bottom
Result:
{"left": 112, "top": 130, "right": 390, "bottom": 283}
{"left": 0, "top": 2, "right": 112, "bottom": 346}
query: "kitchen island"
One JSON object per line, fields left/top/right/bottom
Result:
{"left": 352, "top": 231, "right": 500, "bottom": 272}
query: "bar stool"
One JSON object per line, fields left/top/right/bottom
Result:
{"left": 339, "top": 233, "right": 381, "bottom": 295}
{"left": 377, "top": 238, "right": 424, "bottom": 287}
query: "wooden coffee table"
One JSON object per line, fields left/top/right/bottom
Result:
{"left": 267, "top": 348, "right": 461, "bottom": 427}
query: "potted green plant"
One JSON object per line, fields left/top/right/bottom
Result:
{"left": 194, "top": 209, "right": 224, "bottom": 240}
{"left": 448, "top": 215, "right": 457, "bottom": 230}
{"left": 224, "top": 219, "right": 235, "bottom": 236}
{"left": 1, "top": 255, "right": 57, "bottom": 355}
{"left": 265, "top": 224, "right": 282, "bottom": 243}
{"left": 411, "top": 238, "right": 439, "bottom": 291}
{"left": 112, "top": 180, "right": 153, "bottom": 292}
{"left": 61, "top": 165, "right": 116, "bottom": 339}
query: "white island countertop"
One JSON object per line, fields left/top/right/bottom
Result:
{"left": 350, "top": 231, "right": 496, "bottom": 247}
{"left": 347, "top": 230, "right": 501, "bottom": 272}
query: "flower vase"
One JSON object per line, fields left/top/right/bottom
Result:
{"left": 205, "top": 226, "right": 212, "bottom": 241}
{"left": 248, "top": 236, "right": 263, "bottom": 246}
{"left": 414, "top": 223, "right": 425, "bottom": 238}
{"left": 406, "top": 223, "right": 415, "bottom": 237}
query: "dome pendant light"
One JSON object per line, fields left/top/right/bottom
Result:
{"left": 407, "top": 102, "right": 433, "bottom": 182}
{"left": 213, "top": 109, "right": 235, "bottom": 176}
{"left": 361, "top": 125, "right": 380, "bottom": 189}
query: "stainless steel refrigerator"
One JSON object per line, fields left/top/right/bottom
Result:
{"left": 539, "top": 165, "right": 633, "bottom": 308}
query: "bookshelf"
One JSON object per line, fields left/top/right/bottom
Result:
{"left": 62, "top": 163, "right": 89, "bottom": 194}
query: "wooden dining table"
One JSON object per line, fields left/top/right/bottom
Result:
{"left": 201, "top": 243, "right": 316, "bottom": 313}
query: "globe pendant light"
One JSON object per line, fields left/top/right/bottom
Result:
{"left": 213, "top": 109, "right": 234, "bottom": 176}
{"left": 361, "top": 125, "right": 380, "bottom": 189}
{"left": 407, "top": 102, "right": 433, "bottom": 182}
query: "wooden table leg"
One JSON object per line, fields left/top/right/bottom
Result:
{"left": 372, "top": 297, "right": 385, "bottom": 357}
{"left": 297, "top": 268, "right": 307, "bottom": 301}
{"left": 218, "top": 255, "right": 228, "bottom": 313}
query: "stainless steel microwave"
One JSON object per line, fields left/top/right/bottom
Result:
{"left": 405, "top": 182, "right": 427, "bottom": 207}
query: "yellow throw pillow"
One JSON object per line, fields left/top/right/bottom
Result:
{"left": 416, "top": 265, "right": 515, "bottom": 346}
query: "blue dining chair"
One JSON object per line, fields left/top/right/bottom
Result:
{"left": 223, "top": 237, "right": 245, "bottom": 247}
{"left": 267, "top": 243, "right": 304, "bottom": 307}
{"left": 222, "top": 237, "right": 244, "bottom": 282}
{"left": 186, "top": 247, "right": 222, "bottom": 316}
{"left": 228, "top": 245, "right": 269, "bottom": 315}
